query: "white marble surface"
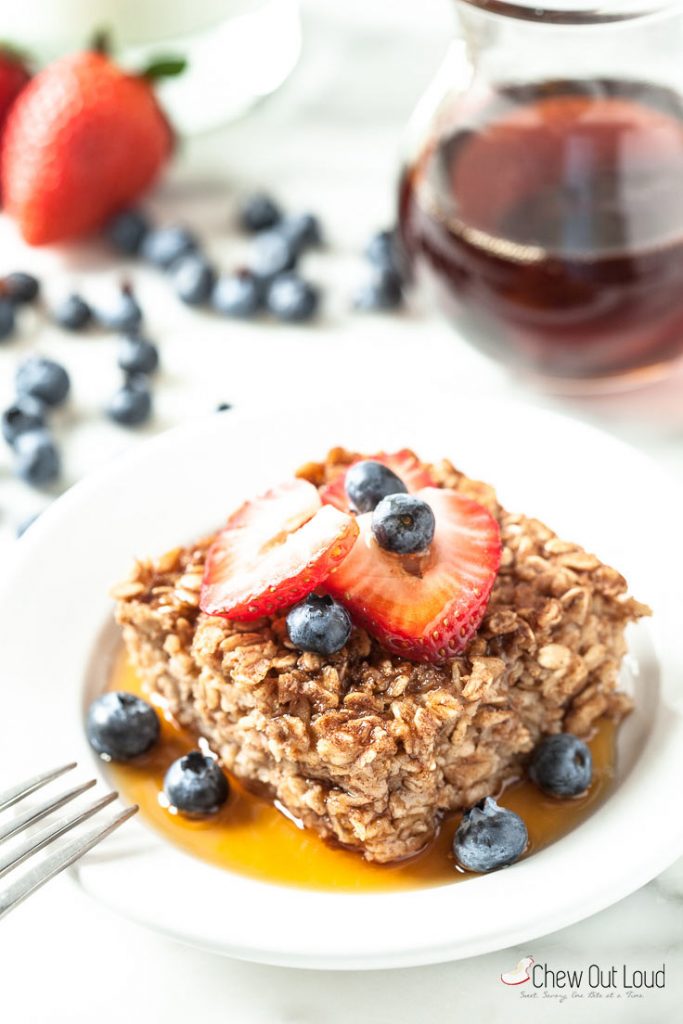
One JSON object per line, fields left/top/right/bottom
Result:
{"left": 0, "top": 1, "right": 682, "bottom": 1020}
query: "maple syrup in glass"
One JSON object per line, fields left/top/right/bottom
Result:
{"left": 399, "top": 2, "right": 683, "bottom": 387}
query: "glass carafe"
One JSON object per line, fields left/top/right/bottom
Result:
{"left": 398, "top": 0, "right": 683, "bottom": 390}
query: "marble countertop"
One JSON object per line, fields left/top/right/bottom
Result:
{"left": 0, "top": 1, "right": 681, "bottom": 1020}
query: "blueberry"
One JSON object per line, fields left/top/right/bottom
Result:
{"left": 13, "top": 429, "right": 61, "bottom": 486}
{"left": 0, "top": 299, "right": 16, "bottom": 341}
{"left": 2, "top": 395, "right": 46, "bottom": 446}
{"left": 371, "top": 493, "right": 435, "bottom": 554}
{"left": 249, "top": 229, "right": 297, "bottom": 281}
{"left": 86, "top": 691, "right": 160, "bottom": 761}
{"left": 266, "top": 273, "right": 319, "bottom": 322}
{"left": 106, "top": 377, "right": 152, "bottom": 426}
{"left": 453, "top": 797, "right": 528, "bottom": 873}
{"left": 365, "top": 229, "right": 402, "bottom": 274}
{"left": 216, "top": 402, "right": 233, "bottom": 412}
{"left": 53, "top": 293, "right": 92, "bottom": 331}
{"left": 529, "top": 733, "right": 593, "bottom": 797}
{"left": 95, "top": 283, "right": 142, "bottom": 332}
{"left": 117, "top": 334, "right": 159, "bottom": 375}
{"left": 171, "top": 252, "right": 216, "bottom": 306}
{"left": 16, "top": 512, "right": 40, "bottom": 538}
{"left": 106, "top": 208, "right": 150, "bottom": 255}
{"left": 141, "top": 225, "right": 198, "bottom": 269}
{"left": 163, "top": 751, "right": 229, "bottom": 817}
{"left": 212, "top": 271, "right": 262, "bottom": 318}
{"left": 353, "top": 266, "right": 404, "bottom": 312}
{"left": 345, "top": 460, "right": 408, "bottom": 513}
{"left": 279, "top": 213, "right": 323, "bottom": 254}
{"left": 238, "top": 193, "right": 282, "bottom": 233}
{"left": 16, "top": 356, "right": 70, "bottom": 407}
{"left": 3, "top": 272, "right": 40, "bottom": 305}
{"left": 286, "top": 594, "right": 352, "bottom": 655}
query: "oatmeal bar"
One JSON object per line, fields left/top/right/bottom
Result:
{"left": 114, "top": 450, "right": 649, "bottom": 863}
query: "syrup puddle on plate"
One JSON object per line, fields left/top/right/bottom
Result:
{"left": 105, "top": 650, "right": 617, "bottom": 892}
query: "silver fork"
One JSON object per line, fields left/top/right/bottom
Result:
{"left": 0, "top": 762, "right": 138, "bottom": 919}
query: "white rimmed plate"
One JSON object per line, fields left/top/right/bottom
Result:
{"left": 1, "top": 398, "right": 682, "bottom": 969}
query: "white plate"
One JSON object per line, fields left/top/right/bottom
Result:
{"left": 1, "top": 398, "right": 682, "bottom": 970}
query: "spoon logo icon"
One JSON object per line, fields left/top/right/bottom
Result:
{"left": 500, "top": 956, "right": 535, "bottom": 985}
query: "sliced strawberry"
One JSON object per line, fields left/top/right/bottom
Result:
{"left": 326, "top": 487, "right": 501, "bottom": 663}
{"left": 200, "top": 478, "right": 359, "bottom": 620}
{"left": 320, "top": 450, "right": 436, "bottom": 512}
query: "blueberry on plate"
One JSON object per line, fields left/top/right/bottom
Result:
{"left": 249, "top": 229, "right": 297, "bottom": 281}
{"left": 266, "top": 273, "right": 320, "bottom": 322}
{"left": 95, "top": 283, "right": 143, "bottom": 333}
{"left": 365, "top": 228, "right": 402, "bottom": 274}
{"left": 13, "top": 429, "right": 61, "bottom": 486}
{"left": 86, "top": 691, "right": 160, "bottom": 761}
{"left": 238, "top": 192, "right": 282, "bottom": 233}
{"left": 106, "top": 377, "right": 152, "bottom": 426}
{"left": 117, "top": 334, "right": 159, "bottom": 375}
{"left": 286, "top": 594, "right": 352, "bottom": 655}
{"left": 53, "top": 293, "right": 92, "bottom": 331}
{"left": 16, "top": 356, "right": 70, "bottom": 407}
{"left": 141, "top": 225, "right": 199, "bottom": 269}
{"left": 106, "top": 208, "right": 150, "bottom": 255}
{"left": 171, "top": 252, "right": 216, "bottom": 306}
{"left": 2, "top": 395, "right": 46, "bottom": 446}
{"left": 3, "top": 272, "right": 40, "bottom": 305}
{"left": 345, "top": 460, "right": 408, "bottom": 513}
{"left": 453, "top": 797, "right": 528, "bottom": 873}
{"left": 211, "top": 271, "right": 262, "bottom": 318}
{"left": 371, "top": 493, "right": 435, "bottom": 554}
{"left": 0, "top": 298, "right": 16, "bottom": 341}
{"left": 163, "top": 751, "right": 229, "bottom": 817}
{"left": 278, "top": 212, "right": 323, "bottom": 254}
{"left": 353, "top": 266, "right": 404, "bottom": 312}
{"left": 529, "top": 733, "right": 593, "bottom": 797}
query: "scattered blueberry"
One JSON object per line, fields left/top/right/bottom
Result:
{"left": 106, "top": 377, "right": 152, "bottom": 426}
{"left": 216, "top": 402, "right": 233, "bottom": 412}
{"left": 279, "top": 212, "right": 323, "bottom": 254}
{"left": 238, "top": 193, "right": 282, "bottom": 233}
{"left": 453, "top": 797, "right": 528, "bottom": 873}
{"left": 141, "top": 225, "right": 198, "bottom": 269}
{"left": 3, "top": 272, "right": 40, "bottom": 305}
{"left": 2, "top": 395, "right": 46, "bottom": 446}
{"left": 106, "top": 208, "right": 150, "bottom": 255}
{"left": 266, "top": 272, "right": 319, "bottom": 322}
{"left": 16, "top": 512, "right": 40, "bottom": 538}
{"left": 86, "top": 691, "right": 160, "bottom": 761}
{"left": 371, "top": 493, "right": 435, "bottom": 554}
{"left": 212, "top": 271, "right": 262, "bottom": 318}
{"left": 95, "top": 283, "right": 142, "bottom": 332}
{"left": 16, "top": 356, "right": 70, "bottom": 407}
{"left": 0, "top": 299, "right": 16, "bottom": 341}
{"left": 13, "top": 429, "right": 61, "bottom": 486}
{"left": 163, "top": 751, "right": 229, "bottom": 817}
{"left": 345, "top": 460, "right": 408, "bottom": 513}
{"left": 365, "top": 228, "right": 402, "bottom": 274}
{"left": 286, "top": 594, "right": 352, "bottom": 656}
{"left": 249, "top": 229, "right": 297, "bottom": 281}
{"left": 353, "top": 266, "right": 404, "bottom": 312}
{"left": 117, "top": 334, "right": 159, "bottom": 376}
{"left": 529, "top": 733, "right": 593, "bottom": 797}
{"left": 171, "top": 252, "right": 216, "bottom": 306}
{"left": 53, "top": 293, "right": 92, "bottom": 331}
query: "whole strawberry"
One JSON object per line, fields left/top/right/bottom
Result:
{"left": 0, "top": 47, "right": 30, "bottom": 142}
{"left": 1, "top": 44, "right": 182, "bottom": 244}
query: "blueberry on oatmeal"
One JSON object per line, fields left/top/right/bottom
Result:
{"left": 345, "top": 459, "right": 408, "bottom": 513}
{"left": 286, "top": 594, "right": 352, "bottom": 655}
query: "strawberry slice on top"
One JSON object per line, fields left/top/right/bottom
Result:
{"left": 320, "top": 449, "right": 436, "bottom": 512}
{"left": 325, "top": 487, "right": 502, "bottom": 663}
{"left": 200, "top": 479, "right": 359, "bottom": 621}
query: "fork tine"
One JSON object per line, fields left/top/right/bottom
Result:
{"left": 0, "top": 804, "right": 138, "bottom": 920}
{"left": 0, "top": 791, "right": 119, "bottom": 881}
{"left": 0, "top": 779, "right": 96, "bottom": 845}
{"left": 0, "top": 763, "right": 77, "bottom": 814}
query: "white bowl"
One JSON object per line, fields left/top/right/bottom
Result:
{"left": 1, "top": 397, "right": 682, "bottom": 969}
